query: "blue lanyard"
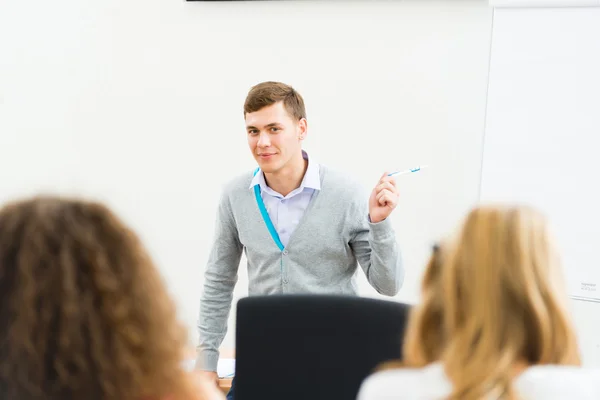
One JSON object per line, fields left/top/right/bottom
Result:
{"left": 253, "top": 168, "right": 285, "bottom": 251}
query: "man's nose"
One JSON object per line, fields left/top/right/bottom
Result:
{"left": 257, "top": 132, "right": 270, "bottom": 147}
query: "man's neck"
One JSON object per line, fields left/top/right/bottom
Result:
{"left": 264, "top": 154, "right": 308, "bottom": 197}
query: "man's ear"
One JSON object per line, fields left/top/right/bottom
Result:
{"left": 298, "top": 118, "right": 308, "bottom": 140}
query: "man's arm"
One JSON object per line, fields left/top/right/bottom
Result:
{"left": 196, "top": 190, "right": 243, "bottom": 372}
{"left": 350, "top": 172, "right": 403, "bottom": 295}
{"left": 350, "top": 215, "right": 404, "bottom": 296}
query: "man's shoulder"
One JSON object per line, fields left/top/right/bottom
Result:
{"left": 217, "top": 170, "right": 255, "bottom": 205}
{"left": 320, "top": 165, "right": 368, "bottom": 199}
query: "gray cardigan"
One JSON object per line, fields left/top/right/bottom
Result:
{"left": 196, "top": 165, "right": 404, "bottom": 371}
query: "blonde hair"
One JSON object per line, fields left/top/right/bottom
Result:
{"left": 403, "top": 205, "right": 580, "bottom": 399}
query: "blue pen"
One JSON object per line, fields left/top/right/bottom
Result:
{"left": 388, "top": 165, "right": 429, "bottom": 177}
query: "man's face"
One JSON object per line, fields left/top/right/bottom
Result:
{"left": 246, "top": 102, "right": 306, "bottom": 174}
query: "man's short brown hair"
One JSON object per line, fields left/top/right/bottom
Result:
{"left": 244, "top": 81, "right": 306, "bottom": 121}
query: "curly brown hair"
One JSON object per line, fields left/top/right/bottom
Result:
{"left": 0, "top": 196, "right": 194, "bottom": 400}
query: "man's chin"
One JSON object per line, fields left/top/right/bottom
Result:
{"left": 259, "top": 165, "right": 277, "bottom": 174}
{"left": 256, "top": 160, "right": 279, "bottom": 173}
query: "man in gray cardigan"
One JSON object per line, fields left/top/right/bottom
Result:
{"left": 197, "top": 81, "right": 404, "bottom": 396}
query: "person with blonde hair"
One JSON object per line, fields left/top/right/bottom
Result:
{"left": 358, "top": 205, "right": 600, "bottom": 400}
{"left": 0, "top": 196, "right": 223, "bottom": 400}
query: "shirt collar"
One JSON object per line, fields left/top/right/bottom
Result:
{"left": 249, "top": 150, "right": 321, "bottom": 192}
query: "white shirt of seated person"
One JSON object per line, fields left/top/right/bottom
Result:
{"left": 357, "top": 362, "right": 600, "bottom": 400}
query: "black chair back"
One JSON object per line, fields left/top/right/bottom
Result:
{"left": 234, "top": 295, "right": 410, "bottom": 400}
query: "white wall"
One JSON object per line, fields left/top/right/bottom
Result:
{"left": 491, "top": 0, "right": 600, "bottom": 6}
{"left": 0, "top": 0, "right": 492, "bottom": 351}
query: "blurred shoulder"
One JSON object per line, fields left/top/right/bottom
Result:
{"left": 357, "top": 363, "right": 450, "bottom": 400}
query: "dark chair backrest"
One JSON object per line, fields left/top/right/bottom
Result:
{"left": 234, "top": 295, "right": 411, "bottom": 400}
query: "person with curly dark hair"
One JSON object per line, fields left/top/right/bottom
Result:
{"left": 0, "top": 196, "right": 223, "bottom": 400}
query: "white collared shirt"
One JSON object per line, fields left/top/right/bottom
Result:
{"left": 249, "top": 150, "right": 321, "bottom": 247}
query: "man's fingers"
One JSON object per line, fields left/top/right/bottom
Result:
{"left": 378, "top": 173, "right": 397, "bottom": 187}
{"left": 377, "top": 189, "right": 392, "bottom": 204}
{"left": 376, "top": 181, "right": 396, "bottom": 193}
{"left": 377, "top": 188, "right": 400, "bottom": 208}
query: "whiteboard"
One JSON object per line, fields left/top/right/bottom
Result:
{"left": 480, "top": 6, "right": 600, "bottom": 302}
